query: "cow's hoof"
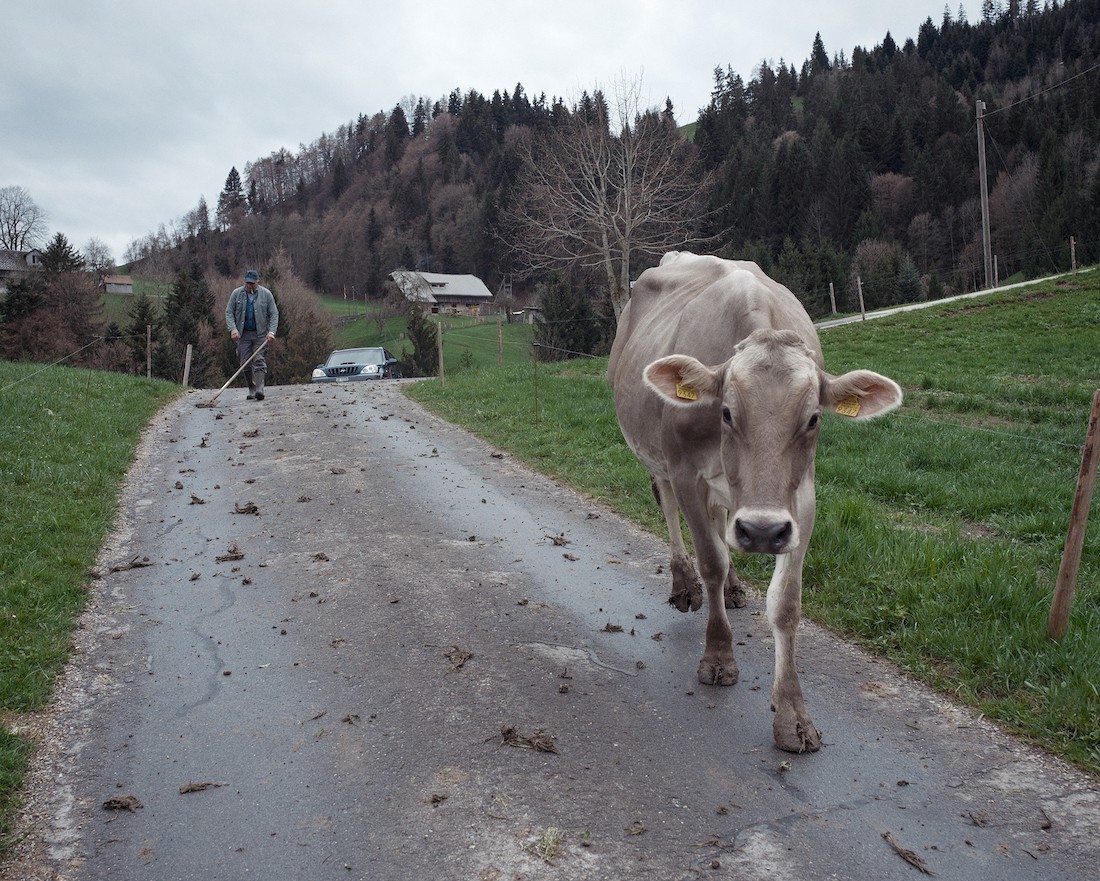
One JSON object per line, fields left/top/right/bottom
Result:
{"left": 773, "top": 716, "right": 822, "bottom": 753}
{"left": 698, "top": 658, "right": 738, "bottom": 686}
{"left": 724, "top": 577, "right": 747, "bottom": 609}
{"left": 669, "top": 585, "right": 703, "bottom": 613}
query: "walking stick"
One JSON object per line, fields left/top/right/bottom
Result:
{"left": 195, "top": 337, "right": 271, "bottom": 408}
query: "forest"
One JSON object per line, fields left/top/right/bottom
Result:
{"left": 5, "top": 0, "right": 1100, "bottom": 379}
{"left": 123, "top": 1, "right": 1099, "bottom": 313}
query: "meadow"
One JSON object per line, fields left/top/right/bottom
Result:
{"left": 407, "top": 273, "right": 1100, "bottom": 775}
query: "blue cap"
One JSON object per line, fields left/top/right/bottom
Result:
{"left": 244, "top": 269, "right": 260, "bottom": 283}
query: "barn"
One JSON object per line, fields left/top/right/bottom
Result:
{"left": 389, "top": 270, "right": 494, "bottom": 316}
{"left": 99, "top": 274, "right": 134, "bottom": 294}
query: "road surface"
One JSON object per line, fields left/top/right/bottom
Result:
{"left": 5, "top": 380, "right": 1098, "bottom": 880}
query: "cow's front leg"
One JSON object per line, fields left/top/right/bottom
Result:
{"left": 767, "top": 552, "right": 821, "bottom": 753}
{"left": 689, "top": 502, "right": 738, "bottom": 686}
{"left": 652, "top": 476, "right": 703, "bottom": 612}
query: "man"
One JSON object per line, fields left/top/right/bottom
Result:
{"left": 225, "top": 269, "right": 279, "bottom": 401}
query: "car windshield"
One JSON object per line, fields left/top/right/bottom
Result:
{"left": 325, "top": 348, "right": 385, "bottom": 367}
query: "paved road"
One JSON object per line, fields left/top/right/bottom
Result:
{"left": 5, "top": 381, "right": 1099, "bottom": 880}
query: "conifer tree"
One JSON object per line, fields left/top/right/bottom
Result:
{"left": 125, "top": 291, "right": 161, "bottom": 375}
{"left": 400, "top": 300, "right": 438, "bottom": 376}
{"left": 41, "top": 232, "right": 84, "bottom": 273}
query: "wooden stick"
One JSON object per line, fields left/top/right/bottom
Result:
{"left": 1048, "top": 388, "right": 1100, "bottom": 640}
{"left": 199, "top": 337, "right": 270, "bottom": 407}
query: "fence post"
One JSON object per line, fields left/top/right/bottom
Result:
{"left": 1071, "top": 236, "right": 1078, "bottom": 273}
{"left": 436, "top": 322, "right": 444, "bottom": 387}
{"left": 857, "top": 277, "right": 866, "bottom": 321}
{"left": 146, "top": 325, "right": 151, "bottom": 378}
{"left": 182, "top": 344, "right": 193, "bottom": 387}
{"left": 1048, "top": 388, "right": 1100, "bottom": 640}
{"left": 829, "top": 282, "right": 837, "bottom": 314}
{"left": 498, "top": 316, "right": 503, "bottom": 368}
{"left": 533, "top": 343, "right": 540, "bottom": 429}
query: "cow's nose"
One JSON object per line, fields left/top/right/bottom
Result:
{"left": 734, "top": 517, "right": 793, "bottom": 553}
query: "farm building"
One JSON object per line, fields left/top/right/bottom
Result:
{"left": 389, "top": 270, "right": 494, "bottom": 316}
{"left": 99, "top": 275, "right": 134, "bottom": 294}
{"left": 0, "top": 249, "right": 43, "bottom": 294}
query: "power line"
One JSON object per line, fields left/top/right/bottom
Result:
{"left": 985, "top": 60, "right": 1100, "bottom": 117}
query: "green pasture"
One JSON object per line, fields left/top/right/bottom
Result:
{"left": 407, "top": 274, "right": 1100, "bottom": 775}
{"left": 0, "top": 364, "right": 180, "bottom": 847}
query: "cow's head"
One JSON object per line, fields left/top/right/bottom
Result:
{"left": 643, "top": 328, "right": 902, "bottom": 554}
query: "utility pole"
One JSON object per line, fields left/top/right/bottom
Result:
{"left": 976, "top": 99, "right": 994, "bottom": 290}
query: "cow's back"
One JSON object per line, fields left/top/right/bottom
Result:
{"left": 609, "top": 252, "right": 820, "bottom": 389}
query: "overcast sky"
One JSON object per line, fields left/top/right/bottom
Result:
{"left": 3, "top": 0, "right": 970, "bottom": 264}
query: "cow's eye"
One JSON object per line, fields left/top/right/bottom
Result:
{"left": 722, "top": 406, "right": 733, "bottom": 425}
{"left": 807, "top": 412, "right": 820, "bottom": 430}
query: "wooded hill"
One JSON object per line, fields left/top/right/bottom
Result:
{"left": 130, "top": 0, "right": 1100, "bottom": 319}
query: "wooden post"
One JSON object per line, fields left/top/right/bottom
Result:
{"left": 993, "top": 255, "right": 999, "bottom": 288}
{"left": 146, "top": 324, "right": 151, "bottom": 378}
{"left": 533, "top": 343, "right": 540, "bottom": 429}
{"left": 829, "top": 282, "right": 837, "bottom": 314}
{"left": 857, "top": 277, "right": 866, "bottom": 321}
{"left": 1048, "top": 389, "right": 1100, "bottom": 640}
{"left": 497, "top": 316, "right": 503, "bottom": 368}
{"left": 1071, "top": 236, "right": 1078, "bottom": 273}
{"left": 182, "top": 344, "right": 193, "bottom": 387}
{"left": 436, "top": 321, "right": 444, "bottom": 386}
{"left": 976, "top": 99, "right": 994, "bottom": 290}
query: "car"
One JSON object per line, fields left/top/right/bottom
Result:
{"left": 311, "top": 347, "right": 403, "bottom": 383}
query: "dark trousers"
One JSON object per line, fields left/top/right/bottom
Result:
{"left": 236, "top": 331, "right": 268, "bottom": 391}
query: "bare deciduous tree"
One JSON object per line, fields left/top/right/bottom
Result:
{"left": 0, "top": 185, "right": 49, "bottom": 250}
{"left": 505, "top": 77, "right": 711, "bottom": 322}
{"left": 83, "top": 237, "right": 114, "bottom": 274}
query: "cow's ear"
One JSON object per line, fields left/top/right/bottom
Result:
{"left": 644, "top": 355, "right": 721, "bottom": 406}
{"left": 821, "top": 369, "right": 903, "bottom": 420}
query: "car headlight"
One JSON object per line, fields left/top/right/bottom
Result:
{"left": 311, "top": 368, "right": 326, "bottom": 378}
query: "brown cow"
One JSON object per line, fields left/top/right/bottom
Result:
{"left": 608, "top": 252, "right": 902, "bottom": 752}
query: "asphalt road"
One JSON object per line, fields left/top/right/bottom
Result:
{"left": 6, "top": 380, "right": 1099, "bottom": 881}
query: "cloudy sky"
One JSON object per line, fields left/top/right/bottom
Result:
{"left": 3, "top": 0, "right": 968, "bottom": 264}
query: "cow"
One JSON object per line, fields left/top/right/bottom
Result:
{"left": 607, "top": 252, "right": 902, "bottom": 753}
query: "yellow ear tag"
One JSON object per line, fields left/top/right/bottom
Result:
{"left": 675, "top": 382, "right": 698, "bottom": 401}
{"left": 835, "top": 395, "right": 862, "bottom": 417}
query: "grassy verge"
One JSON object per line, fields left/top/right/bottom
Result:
{"left": 407, "top": 274, "right": 1100, "bottom": 775}
{"left": 0, "top": 363, "right": 180, "bottom": 847}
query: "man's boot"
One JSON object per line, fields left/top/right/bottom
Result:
{"left": 254, "top": 369, "right": 266, "bottom": 401}
{"left": 245, "top": 368, "right": 256, "bottom": 400}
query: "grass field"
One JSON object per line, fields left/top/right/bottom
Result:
{"left": 0, "top": 363, "right": 180, "bottom": 847}
{"left": 315, "top": 294, "right": 536, "bottom": 375}
{"left": 407, "top": 273, "right": 1100, "bottom": 775}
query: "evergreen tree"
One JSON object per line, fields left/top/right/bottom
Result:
{"left": 41, "top": 232, "right": 84, "bottom": 273}
{"left": 400, "top": 302, "right": 438, "bottom": 376}
{"left": 810, "top": 32, "right": 831, "bottom": 77}
{"left": 533, "top": 273, "right": 603, "bottom": 360}
{"left": 0, "top": 274, "right": 43, "bottom": 323}
{"left": 156, "top": 262, "right": 217, "bottom": 386}
{"left": 125, "top": 291, "right": 162, "bottom": 375}
{"left": 216, "top": 167, "right": 246, "bottom": 229}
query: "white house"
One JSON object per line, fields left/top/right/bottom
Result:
{"left": 389, "top": 270, "right": 494, "bottom": 316}
{"left": 0, "top": 249, "right": 43, "bottom": 294}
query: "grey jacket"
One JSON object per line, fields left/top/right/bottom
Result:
{"left": 225, "top": 284, "right": 279, "bottom": 336}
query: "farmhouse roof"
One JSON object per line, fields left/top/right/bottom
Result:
{"left": 0, "top": 249, "right": 42, "bottom": 271}
{"left": 101, "top": 274, "right": 134, "bottom": 285}
{"left": 389, "top": 270, "right": 493, "bottom": 304}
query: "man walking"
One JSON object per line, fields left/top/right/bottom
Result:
{"left": 225, "top": 269, "right": 279, "bottom": 401}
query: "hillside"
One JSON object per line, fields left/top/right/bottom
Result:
{"left": 129, "top": 1, "right": 1100, "bottom": 319}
